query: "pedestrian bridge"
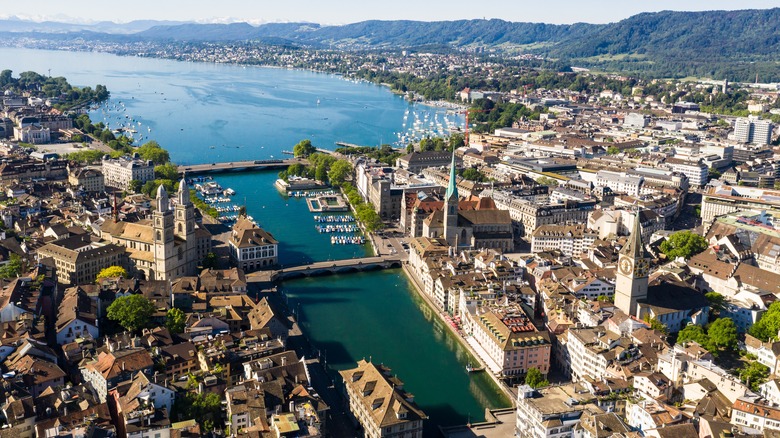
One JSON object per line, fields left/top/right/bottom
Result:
{"left": 246, "top": 255, "right": 404, "bottom": 283}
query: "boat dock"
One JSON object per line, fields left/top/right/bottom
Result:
{"left": 178, "top": 158, "right": 305, "bottom": 175}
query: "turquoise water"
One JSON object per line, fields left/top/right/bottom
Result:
{"left": 1, "top": 48, "right": 508, "bottom": 430}
{"left": 281, "top": 271, "right": 510, "bottom": 434}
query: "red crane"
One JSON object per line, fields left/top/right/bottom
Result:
{"left": 460, "top": 107, "right": 493, "bottom": 146}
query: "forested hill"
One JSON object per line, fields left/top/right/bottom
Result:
{"left": 3, "top": 8, "right": 780, "bottom": 80}
{"left": 132, "top": 8, "right": 780, "bottom": 79}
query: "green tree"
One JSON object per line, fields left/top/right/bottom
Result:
{"left": 643, "top": 314, "right": 668, "bottom": 334}
{"left": 705, "top": 292, "right": 726, "bottom": 317}
{"left": 154, "top": 163, "right": 179, "bottom": 180}
{"left": 406, "top": 143, "right": 414, "bottom": 153}
{"left": 107, "top": 294, "right": 156, "bottom": 332}
{"left": 536, "top": 176, "right": 559, "bottom": 188}
{"left": 128, "top": 179, "right": 142, "bottom": 193}
{"left": 96, "top": 265, "right": 127, "bottom": 282}
{"left": 293, "top": 139, "right": 316, "bottom": 157}
{"left": 0, "top": 254, "right": 23, "bottom": 279}
{"left": 677, "top": 324, "right": 709, "bottom": 346}
{"left": 708, "top": 168, "right": 722, "bottom": 181}
{"left": 165, "top": 308, "right": 186, "bottom": 334}
{"left": 659, "top": 231, "right": 708, "bottom": 260}
{"left": 708, "top": 318, "right": 738, "bottom": 352}
{"left": 171, "top": 391, "right": 223, "bottom": 432}
{"left": 202, "top": 252, "right": 219, "bottom": 270}
{"left": 606, "top": 146, "right": 621, "bottom": 155}
{"left": 328, "top": 160, "right": 353, "bottom": 186}
{"left": 525, "top": 367, "right": 549, "bottom": 388}
{"left": 460, "top": 168, "right": 486, "bottom": 182}
{"left": 136, "top": 141, "right": 171, "bottom": 164}
{"left": 750, "top": 301, "right": 780, "bottom": 341}
{"left": 739, "top": 361, "right": 770, "bottom": 391}
{"left": 449, "top": 133, "right": 465, "bottom": 149}
{"left": 315, "top": 163, "right": 328, "bottom": 183}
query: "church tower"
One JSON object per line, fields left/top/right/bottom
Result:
{"left": 152, "top": 185, "right": 175, "bottom": 280}
{"left": 615, "top": 210, "right": 650, "bottom": 317}
{"left": 174, "top": 178, "right": 194, "bottom": 240}
{"left": 443, "top": 150, "right": 459, "bottom": 247}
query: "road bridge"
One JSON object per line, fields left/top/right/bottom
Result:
{"left": 246, "top": 255, "right": 404, "bottom": 283}
{"left": 178, "top": 158, "right": 305, "bottom": 174}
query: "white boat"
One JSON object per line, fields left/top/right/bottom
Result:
{"left": 224, "top": 188, "right": 236, "bottom": 196}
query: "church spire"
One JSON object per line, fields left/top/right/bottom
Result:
{"left": 621, "top": 209, "right": 648, "bottom": 259}
{"left": 446, "top": 149, "right": 458, "bottom": 200}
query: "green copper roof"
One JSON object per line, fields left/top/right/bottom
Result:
{"left": 446, "top": 150, "right": 458, "bottom": 200}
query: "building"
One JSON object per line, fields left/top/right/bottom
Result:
{"left": 531, "top": 224, "right": 597, "bottom": 257}
{"left": 734, "top": 117, "right": 773, "bottom": 145}
{"left": 470, "top": 308, "right": 551, "bottom": 380}
{"left": 491, "top": 191, "right": 596, "bottom": 239}
{"left": 81, "top": 348, "right": 154, "bottom": 403}
{"left": 624, "top": 113, "right": 649, "bottom": 128}
{"left": 732, "top": 396, "right": 780, "bottom": 432}
{"left": 102, "top": 154, "right": 155, "bottom": 190}
{"left": 614, "top": 211, "right": 650, "bottom": 317}
{"left": 37, "top": 234, "right": 126, "bottom": 285}
{"left": 594, "top": 170, "right": 644, "bottom": 196}
{"left": 100, "top": 180, "right": 211, "bottom": 281}
{"left": 664, "top": 158, "right": 708, "bottom": 187}
{"left": 701, "top": 185, "right": 780, "bottom": 224}
{"left": 339, "top": 360, "right": 427, "bottom": 438}
{"left": 68, "top": 166, "right": 105, "bottom": 193}
{"left": 515, "top": 384, "right": 599, "bottom": 438}
{"left": 55, "top": 286, "right": 100, "bottom": 345}
{"left": 396, "top": 151, "right": 453, "bottom": 173}
{"left": 228, "top": 216, "right": 278, "bottom": 271}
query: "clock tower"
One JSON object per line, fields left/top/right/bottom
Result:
{"left": 615, "top": 210, "right": 650, "bottom": 317}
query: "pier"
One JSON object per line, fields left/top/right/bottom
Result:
{"left": 247, "top": 254, "right": 404, "bottom": 283}
{"left": 178, "top": 158, "right": 305, "bottom": 174}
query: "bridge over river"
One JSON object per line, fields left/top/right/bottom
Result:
{"left": 247, "top": 254, "right": 405, "bottom": 283}
{"left": 178, "top": 158, "right": 306, "bottom": 175}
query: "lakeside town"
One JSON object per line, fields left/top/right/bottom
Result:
{"left": 1, "top": 21, "right": 780, "bottom": 438}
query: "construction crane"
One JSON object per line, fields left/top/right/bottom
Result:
{"left": 459, "top": 107, "right": 494, "bottom": 146}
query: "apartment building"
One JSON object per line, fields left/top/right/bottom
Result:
{"left": 101, "top": 154, "right": 155, "bottom": 190}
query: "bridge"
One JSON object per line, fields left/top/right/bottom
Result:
{"left": 178, "top": 158, "right": 305, "bottom": 175}
{"left": 246, "top": 255, "right": 404, "bottom": 283}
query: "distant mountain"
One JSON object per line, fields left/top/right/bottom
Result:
{"left": 2, "top": 9, "right": 780, "bottom": 79}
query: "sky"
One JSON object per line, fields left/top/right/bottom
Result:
{"left": 3, "top": 0, "right": 779, "bottom": 25}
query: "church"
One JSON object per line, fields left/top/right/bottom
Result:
{"left": 421, "top": 151, "right": 514, "bottom": 252}
{"left": 100, "top": 179, "right": 212, "bottom": 281}
{"left": 615, "top": 211, "right": 709, "bottom": 333}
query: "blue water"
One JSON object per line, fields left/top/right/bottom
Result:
{"left": 0, "top": 48, "right": 507, "bottom": 430}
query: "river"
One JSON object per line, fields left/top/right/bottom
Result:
{"left": 1, "top": 48, "right": 510, "bottom": 432}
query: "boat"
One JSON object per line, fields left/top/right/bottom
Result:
{"left": 224, "top": 188, "right": 236, "bottom": 196}
{"left": 466, "top": 363, "right": 485, "bottom": 373}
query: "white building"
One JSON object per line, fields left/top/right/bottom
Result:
{"left": 516, "top": 385, "right": 597, "bottom": 438}
{"left": 101, "top": 154, "right": 155, "bottom": 190}
{"left": 228, "top": 216, "right": 278, "bottom": 272}
{"left": 734, "top": 117, "right": 773, "bottom": 145}
{"left": 594, "top": 170, "right": 644, "bottom": 196}
{"left": 732, "top": 396, "right": 780, "bottom": 432}
{"left": 664, "top": 158, "right": 708, "bottom": 187}
{"left": 531, "top": 224, "right": 597, "bottom": 257}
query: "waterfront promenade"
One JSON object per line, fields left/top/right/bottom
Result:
{"left": 178, "top": 158, "right": 305, "bottom": 174}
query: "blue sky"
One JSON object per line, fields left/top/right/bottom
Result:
{"left": 6, "top": 0, "right": 779, "bottom": 25}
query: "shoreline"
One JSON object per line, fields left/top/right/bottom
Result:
{"left": 400, "top": 262, "right": 516, "bottom": 408}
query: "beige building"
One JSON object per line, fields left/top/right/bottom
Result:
{"left": 339, "top": 360, "right": 427, "bottom": 438}
{"left": 228, "top": 216, "right": 278, "bottom": 271}
{"left": 37, "top": 234, "right": 126, "bottom": 285}
{"left": 68, "top": 166, "right": 105, "bottom": 193}
{"left": 101, "top": 154, "right": 155, "bottom": 190}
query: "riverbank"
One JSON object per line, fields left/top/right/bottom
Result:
{"left": 400, "top": 262, "right": 515, "bottom": 408}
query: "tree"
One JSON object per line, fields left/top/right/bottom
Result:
{"left": 128, "top": 179, "right": 142, "bottom": 193}
{"left": 328, "top": 160, "right": 352, "bottom": 186}
{"left": 659, "top": 231, "right": 708, "bottom": 260}
{"left": 107, "top": 294, "right": 156, "bottom": 332}
{"left": 739, "top": 361, "right": 770, "bottom": 391}
{"left": 536, "top": 176, "right": 559, "bottom": 188}
{"left": 154, "top": 163, "right": 179, "bottom": 180}
{"left": 525, "top": 367, "right": 549, "bottom": 388}
{"left": 705, "top": 292, "right": 726, "bottom": 317}
{"left": 0, "top": 254, "right": 22, "bottom": 279}
{"left": 292, "top": 139, "right": 316, "bottom": 157}
{"left": 606, "top": 146, "right": 621, "bottom": 155}
{"left": 315, "top": 163, "right": 328, "bottom": 183}
{"left": 406, "top": 143, "right": 414, "bottom": 154}
{"left": 677, "top": 324, "right": 710, "bottom": 347}
{"left": 137, "top": 141, "right": 170, "bottom": 164}
{"left": 643, "top": 314, "right": 668, "bottom": 334}
{"left": 449, "top": 133, "right": 465, "bottom": 149}
{"left": 708, "top": 318, "right": 738, "bottom": 352}
{"left": 708, "top": 167, "right": 722, "bottom": 181}
{"left": 202, "top": 252, "right": 219, "bottom": 270}
{"left": 96, "top": 265, "right": 127, "bottom": 282}
{"left": 750, "top": 301, "right": 780, "bottom": 341}
{"left": 166, "top": 308, "right": 186, "bottom": 334}
{"left": 172, "top": 391, "right": 223, "bottom": 432}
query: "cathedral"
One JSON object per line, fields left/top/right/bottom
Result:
{"left": 100, "top": 178, "right": 212, "bottom": 281}
{"left": 615, "top": 211, "right": 709, "bottom": 333}
{"left": 421, "top": 151, "right": 514, "bottom": 251}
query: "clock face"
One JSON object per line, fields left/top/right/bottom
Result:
{"left": 635, "top": 260, "right": 649, "bottom": 277}
{"left": 619, "top": 258, "right": 633, "bottom": 275}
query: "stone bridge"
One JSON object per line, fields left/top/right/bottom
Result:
{"left": 246, "top": 255, "right": 404, "bottom": 283}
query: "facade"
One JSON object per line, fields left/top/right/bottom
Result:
{"left": 228, "top": 216, "right": 278, "bottom": 271}
{"left": 701, "top": 185, "right": 780, "bottom": 224}
{"left": 396, "top": 151, "right": 453, "bottom": 173}
{"left": 101, "top": 154, "right": 155, "bottom": 190}
{"left": 470, "top": 309, "right": 551, "bottom": 379}
{"left": 339, "top": 360, "right": 427, "bottom": 438}
{"left": 734, "top": 117, "right": 773, "bottom": 145}
{"left": 595, "top": 170, "right": 644, "bottom": 196}
{"left": 664, "top": 158, "right": 708, "bottom": 187}
{"left": 515, "top": 385, "right": 595, "bottom": 438}
{"left": 531, "top": 224, "right": 597, "bottom": 257}
{"left": 491, "top": 191, "right": 596, "bottom": 239}
{"left": 37, "top": 235, "right": 126, "bottom": 285}
{"left": 624, "top": 112, "right": 649, "bottom": 128}
{"left": 732, "top": 396, "right": 780, "bottom": 432}
{"left": 68, "top": 166, "right": 105, "bottom": 193}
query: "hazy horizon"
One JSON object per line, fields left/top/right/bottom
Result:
{"left": 2, "top": 0, "right": 779, "bottom": 27}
